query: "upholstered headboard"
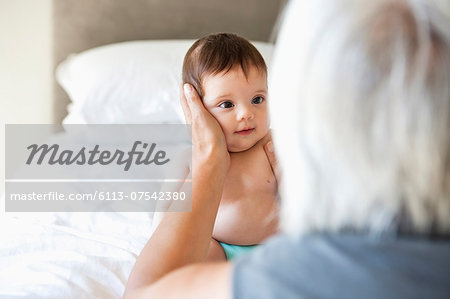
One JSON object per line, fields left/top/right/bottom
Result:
{"left": 52, "top": 0, "right": 286, "bottom": 123}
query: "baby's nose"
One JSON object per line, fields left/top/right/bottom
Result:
{"left": 237, "top": 106, "right": 254, "bottom": 120}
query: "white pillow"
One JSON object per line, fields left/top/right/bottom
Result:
{"left": 57, "top": 40, "right": 274, "bottom": 124}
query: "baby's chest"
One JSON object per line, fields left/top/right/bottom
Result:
{"left": 222, "top": 147, "right": 277, "bottom": 200}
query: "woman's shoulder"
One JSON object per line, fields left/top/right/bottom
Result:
{"left": 232, "top": 233, "right": 450, "bottom": 299}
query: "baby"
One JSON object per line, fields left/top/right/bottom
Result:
{"left": 182, "top": 33, "right": 279, "bottom": 261}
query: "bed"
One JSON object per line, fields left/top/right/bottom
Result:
{"left": 0, "top": 0, "right": 284, "bottom": 297}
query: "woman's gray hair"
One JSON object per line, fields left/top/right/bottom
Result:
{"left": 270, "top": 0, "right": 450, "bottom": 236}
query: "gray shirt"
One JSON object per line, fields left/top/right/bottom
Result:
{"left": 233, "top": 233, "right": 450, "bottom": 299}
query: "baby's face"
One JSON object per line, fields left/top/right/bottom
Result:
{"left": 202, "top": 66, "right": 269, "bottom": 152}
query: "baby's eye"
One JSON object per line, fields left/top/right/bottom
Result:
{"left": 252, "top": 96, "right": 265, "bottom": 104}
{"left": 219, "top": 101, "right": 234, "bottom": 109}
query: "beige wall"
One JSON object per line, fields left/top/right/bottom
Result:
{"left": 0, "top": 0, "right": 53, "bottom": 197}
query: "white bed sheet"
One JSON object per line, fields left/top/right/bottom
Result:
{"left": 0, "top": 210, "right": 153, "bottom": 298}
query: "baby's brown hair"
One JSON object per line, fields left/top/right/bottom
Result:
{"left": 182, "top": 33, "right": 267, "bottom": 99}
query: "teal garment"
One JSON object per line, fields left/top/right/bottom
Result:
{"left": 219, "top": 242, "right": 258, "bottom": 260}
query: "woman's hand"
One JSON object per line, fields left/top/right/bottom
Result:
{"left": 264, "top": 137, "right": 282, "bottom": 194}
{"left": 180, "top": 84, "right": 230, "bottom": 170}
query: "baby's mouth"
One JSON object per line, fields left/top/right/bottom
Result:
{"left": 235, "top": 128, "right": 255, "bottom": 136}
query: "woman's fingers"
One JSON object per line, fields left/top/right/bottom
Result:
{"left": 183, "top": 84, "right": 209, "bottom": 120}
{"left": 182, "top": 83, "right": 222, "bottom": 139}
{"left": 264, "top": 140, "right": 282, "bottom": 188}
{"left": 182, "top": 83, "right": 211, "bottom": 124}
{"left": 180, "top": 84, "right": 192, "bottom": 124}
{"left": 181, "top": 83, "right": 230, "bottom": 168}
